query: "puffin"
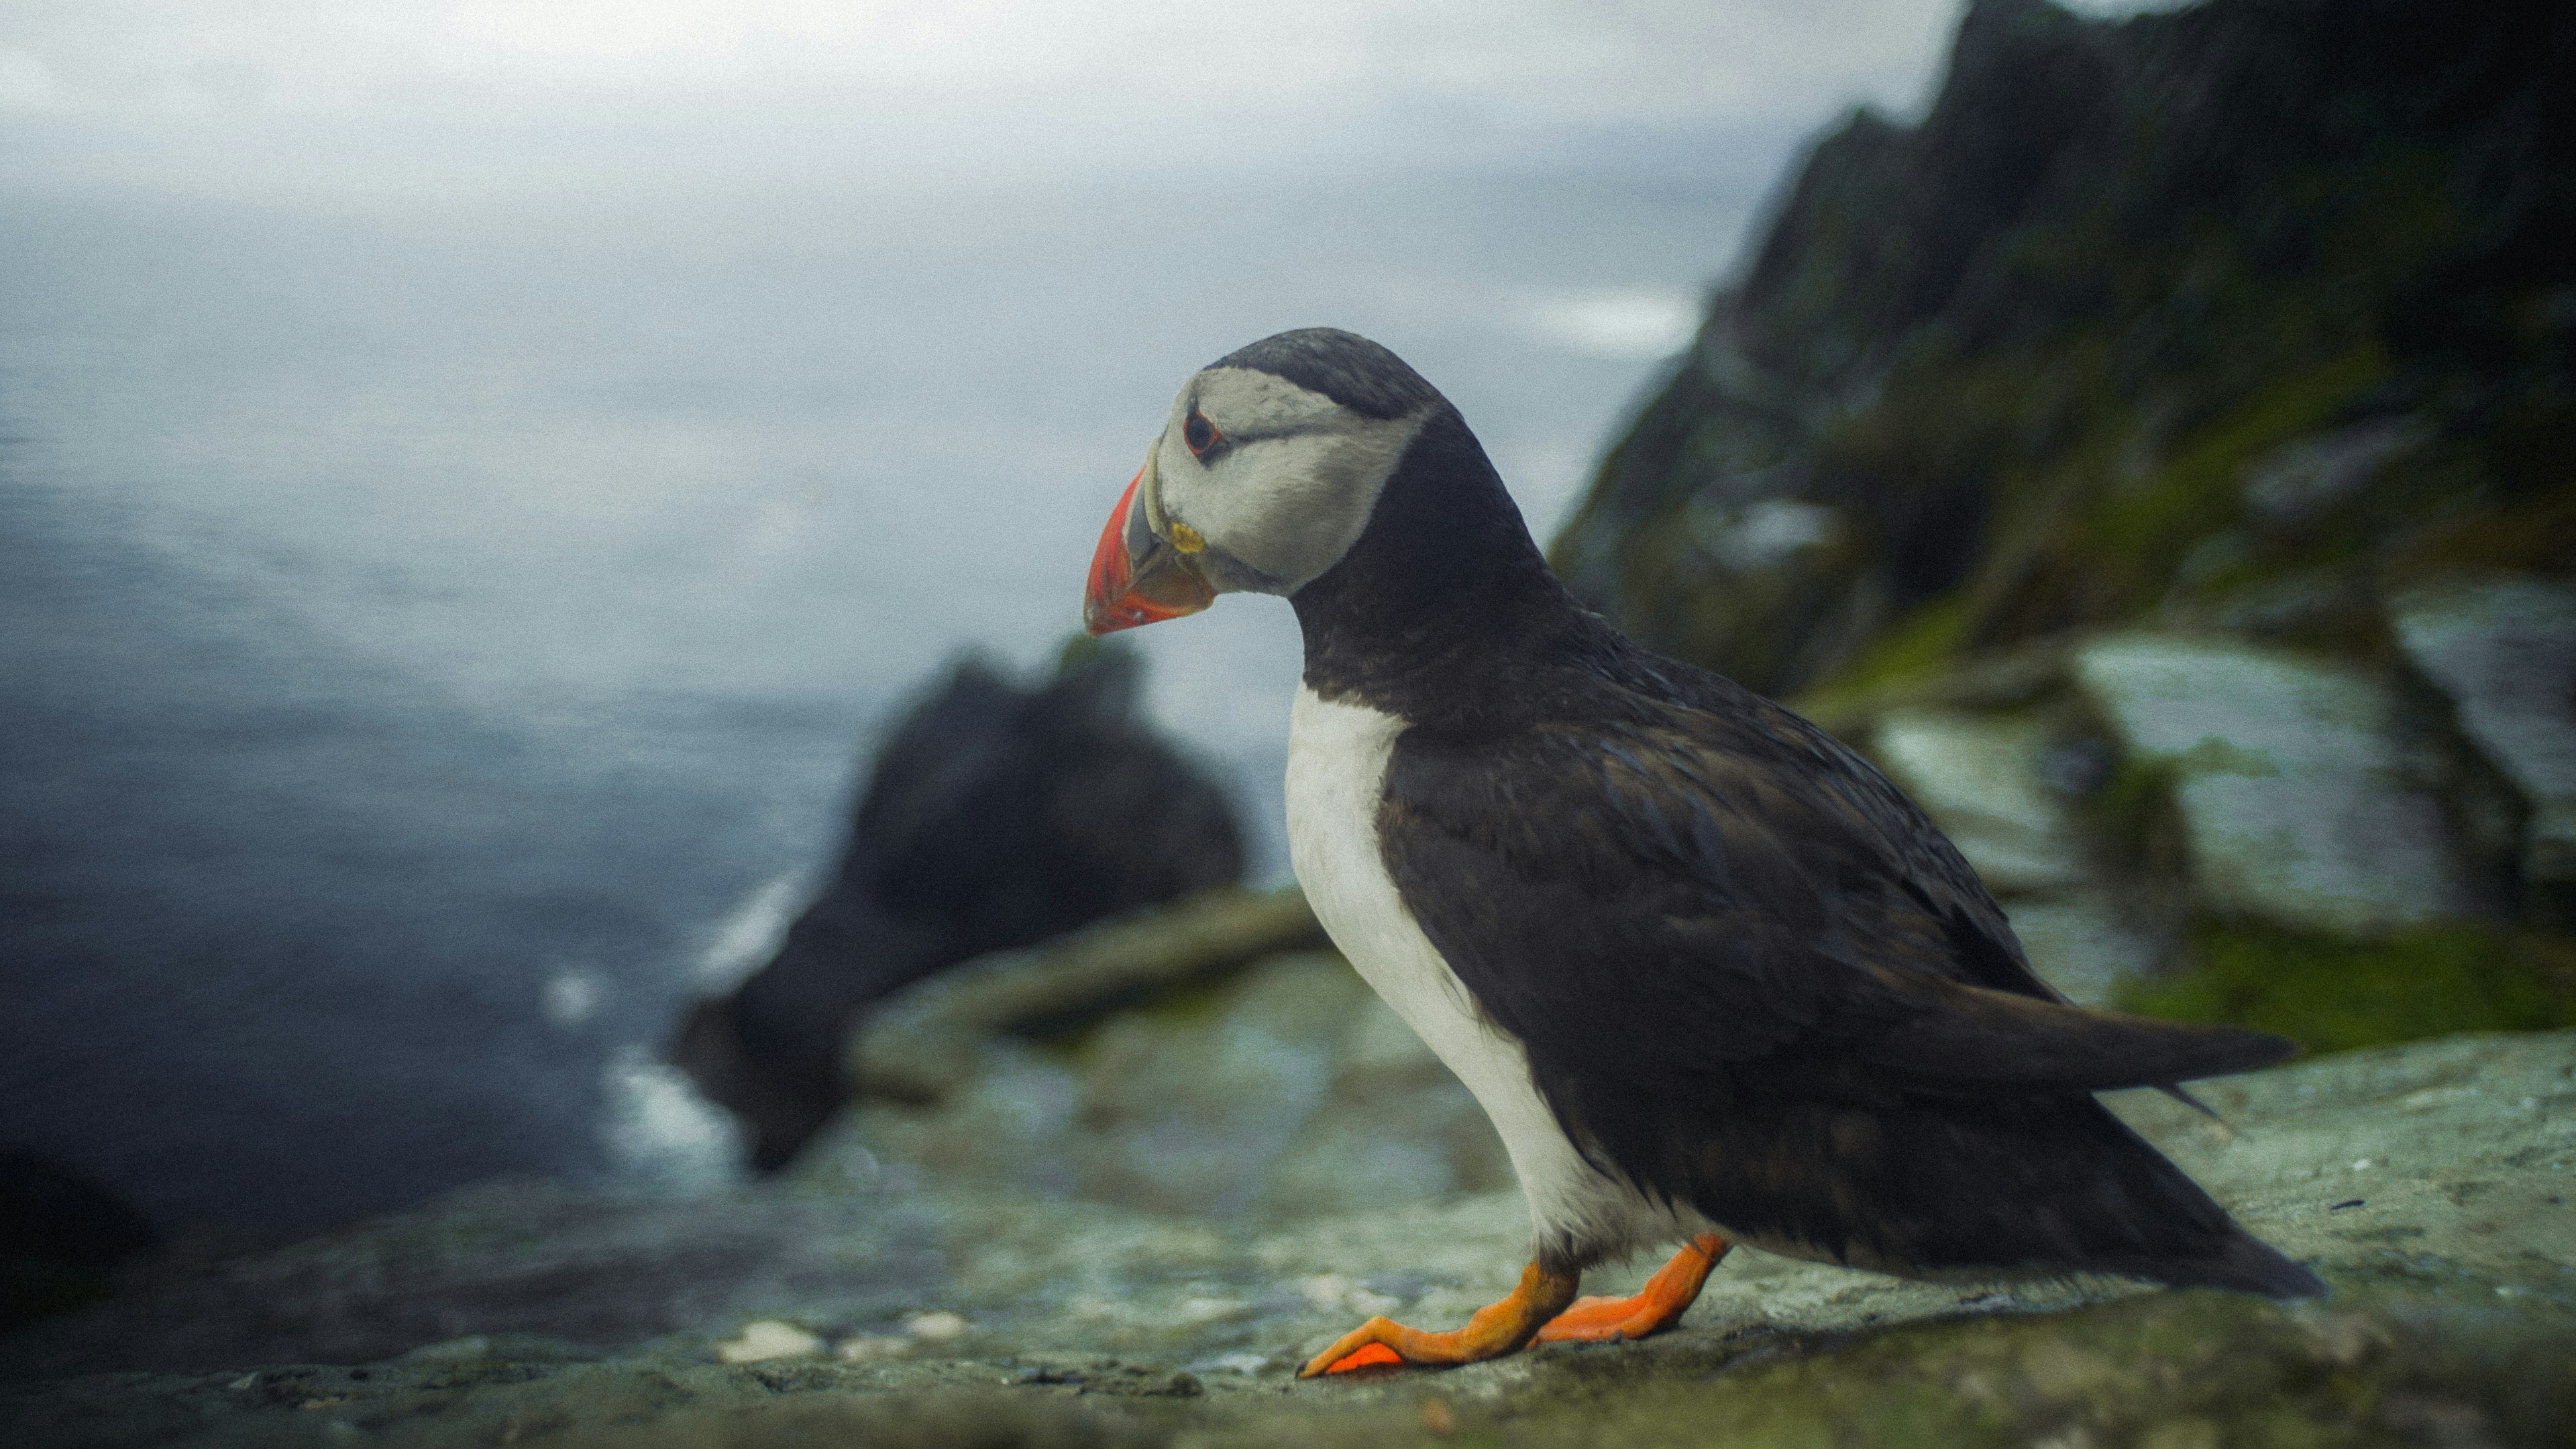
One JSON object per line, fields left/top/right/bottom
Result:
{"left": 1079, "top": 327, "right": 2324, "bottom": 1377}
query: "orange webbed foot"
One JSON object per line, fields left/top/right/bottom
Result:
{"left": 1535, "top": 1234, "right": 1730, "bottom": 1344}
{"left": 1299, "top": 1261, "right": 1580, "bottom": 1377}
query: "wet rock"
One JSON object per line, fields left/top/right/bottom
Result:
{"left": 1869, "top": 707, "right": 2088, "bottom": 894}
{"left": 1254, "top": 996, "right": 1514, "bottom": 1218}
{"left": 1070, "top": 954, "right": 1366, "bottom": 1217}
{"left": 2072, "top": 633, "right": 2477, "bottom": 934}
{"left": 7, "top": 1029, "right": 2569, "bottom": 1447}
{"left": 674, "top": 645, "right": 1246, "bottom": 1171}
{"left": 831, "top": 948, "right": 1506, "bottom": 1221}
{"left": 2392, "top": 575, "right": 2576, "bottom": 890}
{"left": 0, "top": 1178, "right": 947, "bottom": 1379}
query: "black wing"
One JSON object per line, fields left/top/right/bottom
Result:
{"left": 1381, "top": 686, "right": 2282, "bottom": 1094}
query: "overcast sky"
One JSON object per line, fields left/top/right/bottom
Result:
{"left": 0, "top": 1, "right": 2076, "bottom": 215}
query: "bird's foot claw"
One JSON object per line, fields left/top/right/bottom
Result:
{"left": 1297, "top": 1262, "right": 1580, "bottom": 1378}
{"left": 1305, "top": 1322, "right": 1456, "bottom": 1377}
{"left": 1535, "top": 1234, "right": 1730, "bottom": 1344}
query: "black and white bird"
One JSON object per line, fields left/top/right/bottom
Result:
{"left": 1081, "top": 328, "right": 2324, "bottom": 1377}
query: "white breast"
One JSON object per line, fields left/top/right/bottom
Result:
{"left": 1285, "top": 684, "right": 1684, "bottom": 1265}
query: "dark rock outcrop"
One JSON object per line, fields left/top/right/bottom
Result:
{"left": 1554, "top": 0, "right": 2574, "bottom": 700}
{"left": 0, "top": 1150, "right": 159, "bottom": 1338}
{"left": 673, "top": 645, "right": 1243, "bottom": 1171}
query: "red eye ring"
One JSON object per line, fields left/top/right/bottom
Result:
{"left": 1183, "top": 410, "right": 1220, "bottom": 458}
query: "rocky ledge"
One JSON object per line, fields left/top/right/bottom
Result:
{"left": 5, "top": 1022, "right": 2567, "bottom": 1448}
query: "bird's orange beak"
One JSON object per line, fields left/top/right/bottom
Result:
{"left": 1083, "top": 459, "right": 1214, "bottom": 635}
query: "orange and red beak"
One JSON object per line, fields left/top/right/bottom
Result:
{"left": 1083, "top": 458, "right": 1215, "bottom": 635}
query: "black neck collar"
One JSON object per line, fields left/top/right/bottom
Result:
{"left": 1291, "top": 406, "right": 1585, "bottom": 722}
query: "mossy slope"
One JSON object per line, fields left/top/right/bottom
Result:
{"left": 1552, "top": 0, "right": 2575, "bottom": 702}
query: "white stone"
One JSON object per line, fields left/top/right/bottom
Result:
{"left": 2073, "top": 633, "right": 2473, "bottom": 934}
{"left": 1871, "top": 708, "right": 2088, "bottom": 894}
{"left": 902, "top": 1310, "right": 970, "bottom": 1342}
{"left": 2392, "top": 574, "right": 2576, "bottom": 883}
{"left": 713, "top": 1320, "right": 822, "bottom": 1364}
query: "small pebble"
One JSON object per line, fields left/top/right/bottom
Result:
{"left": 905, "top": 1310, "right": 971, "bottom": 1342}
{"left": 714, "top": 1320, "right": 822, "bottom": 1364}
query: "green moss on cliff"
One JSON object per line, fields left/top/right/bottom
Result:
{"left": 2118, "top": 920, "right": 2576, "bottom": 1054}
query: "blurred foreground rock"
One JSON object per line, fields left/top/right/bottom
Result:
{"left": 5, "top": 1025, "right": 2568, "bottom": 1446}
{"left": 674, "top": 644, "right": 1244, "bottom": 1171}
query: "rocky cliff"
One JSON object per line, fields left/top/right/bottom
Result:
{"left": 1554, "top": 0, "right": 2576, "bottom": 1041}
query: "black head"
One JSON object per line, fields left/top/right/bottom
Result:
{"left": 1206, "top": 328, "right": 1443, "bottom": 422}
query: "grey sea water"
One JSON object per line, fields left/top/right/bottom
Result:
{"left": 0, "top": 162, "right": 1761, "bottom": 1234}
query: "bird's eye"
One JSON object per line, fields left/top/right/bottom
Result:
{"left": 1183, "top": 411, "right": 1220, "bottom": 458}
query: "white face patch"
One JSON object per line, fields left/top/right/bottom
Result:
{"left": 1149, "top": 367, "right": 1428, "bottom": 596}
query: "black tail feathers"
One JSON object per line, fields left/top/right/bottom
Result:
{"left": 2133, "top": 1228, "right": 2328, "bottom": 1301}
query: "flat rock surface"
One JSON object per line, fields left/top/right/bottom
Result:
{"left": 6, "top": 1030, "right": 2570, "bottom": 1447}
{"left": 2072, "top": 634, "right": 2476, "bottom": 933}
